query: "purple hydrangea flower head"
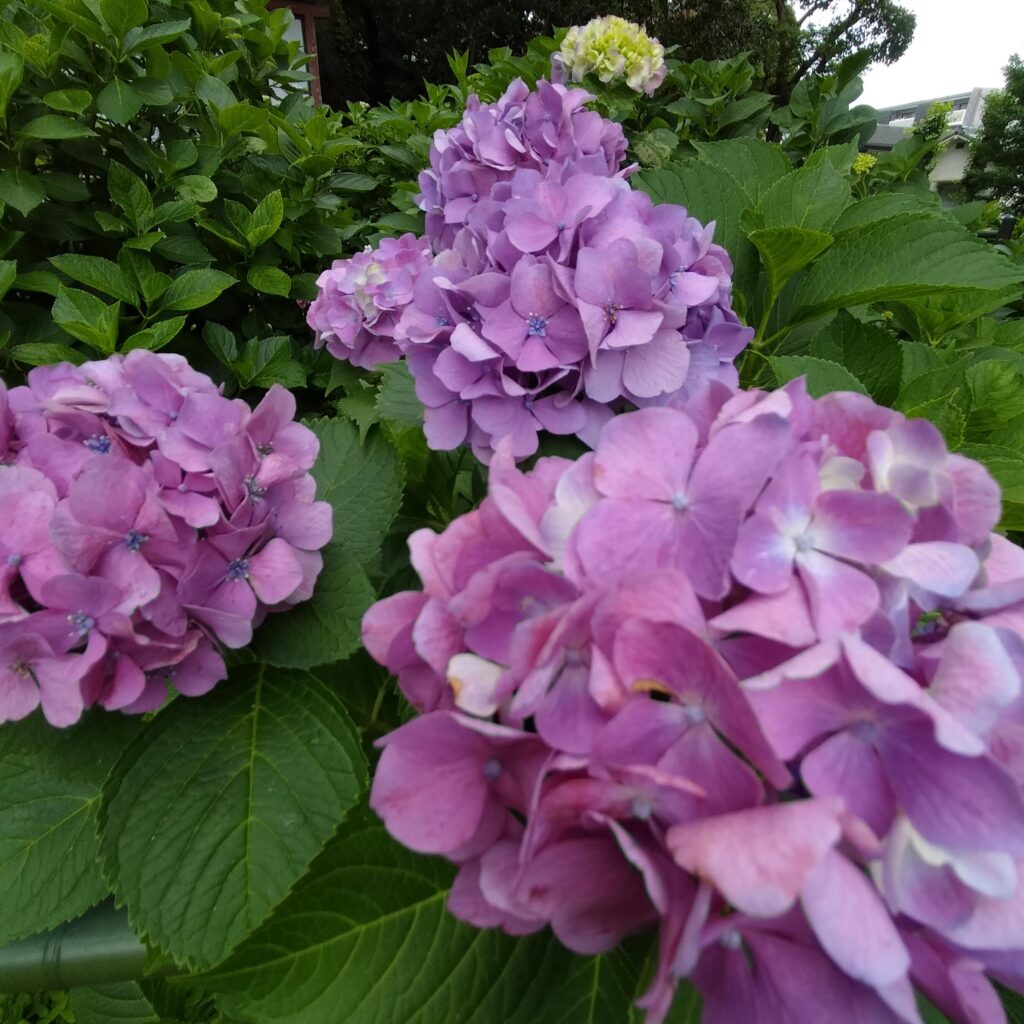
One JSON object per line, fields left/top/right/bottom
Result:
{"left": 0, "top": 353, "right": 331, "bottom": 727}
{"left": 361, "top": 381, "right": 1024, "bottom": 1023}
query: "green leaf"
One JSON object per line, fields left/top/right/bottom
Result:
{"left": 70, "top": 982, "right": 159, "bottom": 1024}
{"left": 789, "top": 215, "right": 1024, "bottom": 326}
{"left": 96, "top": 79, "right": 144, "bottom": 124}
{"left": 376, "top": 363, "right": 424, "bottom": 427}
{"left": 0, "top": 713, "right": 139, "bottom": 945}
{"left": 0, "top": 53, "right": 24, "bottom": 123}
{"left": 770, "top": 354, "right": 869, "bottom": 397}
{"left": 758, "top": 162, "right": 850, "bottom": 231}
{"left": 832, "top": 193, "right": 936, "bottom": 234}
{"left": 18, "top": 114, "right": 97, "bottom": 139}
{"left": 216, "top": 103, "right": 268, "bottom": 136}
{"left": 132, "top": 77, "right": 174, "bottom": 105}
{"left": 904, "top": 392, "right": 966, "bottom": 450}
{"left": 253, "top": 542, "right": 375, "bottom": 669}
{"left": 44, "top": 88, "right": 92, "bottom": 114}
{"left": 246, "top": 264, "right": 291, "bottom": 297}
{"left": 123, "top": 17, "right": 191, "bottom": 54}
{"left": 0, "top": 259, "right": 16, "bottom": 301}
{"left": 99, "top": 664, "right": 367, "bottom": 969}
{"left": 809, "top": 311, "right": 903, "bottom": 406}
{"left": 9, "top": 342, "right": 86, "bottom": 366}
{"left": 0, "top": 168, "right": 46, "bottom": 216}
{"left": 159, "top": 268, "right": 235, "bottom": 311}
{"left": 14, "top": 270, "right": 62, "bottom": 296}
{"left": 889, "top": 288, "right": 1020, "bottom": 346}
{"left": 49, "top": 253, "right": 139, "bottom": 304}
{"left": 233, "top": 336, "right": 306, "bottom": 389}
{"left": 122, "top": 315, "right": 185, "bottom": 352}
{"left": 52, "top": 286, "right": 120, "bottom": 353}
{"left": 203, "top": 322, "right": 238, "bottom": 366}
{"left": 689, "top": 138, "right": 792, "bottom": 205}
{"left": 201, "top": 812, "right": 658, "bottom": 1024}
{"left": 337, "top": 389, "right": 380, "bottom": 440}
{"left": 108, "top": 162, "right": 153, "bottom": 234}
{"left": 42, "top": 171, "right": 90, "bottom": 202}
{"left": 173, "top": 174, "right": 217, "bottom": 203}
{"left": 99, "top": 0, "right": 149, "bottom": 37}
{"left": 246, "top": 190, "right": 284, "bottom": 248}
{"left": 748, "top": 228, "right": 833, "bottom": 303}
{"left": 330, "top": 171, "right": 379, "bottom": 192}
{"left": 308, "top": 417, "right": 404, "bottom": 568}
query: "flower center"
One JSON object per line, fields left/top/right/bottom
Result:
{"left": 124, "top": 531, "right": 147, "bottom": 552}
{"left": 720, "top": 930, "right": 742, "bottom": 950}
{"left": 482, "top": 758, "right": 503, "bottom": 781}
{"left": 556, "top": 221, "right": 567, "bottom": 231}
{"left": 66, "top": 611, "right": 95, "bottom": 638}
{"left": 526, "top": 314, "right": 548, "bottom": 337}
{"left": 631, "top": 795, "right": 654, "bottom": 820}
{"left": 6, "top": 553, "right": 22, "bottom": 567}
{"left": 226, "top": 558, "right": 251, "bottom": 582}
{"left": 435, "top": 315, "right": 452, "bottom": 328}
{"left": 83, "top": 435, "right": 112, "bottom": 454}
{"left": 794, "top": 532, "right": 815, "bottom": 553}
{"left": 683, "top": 704, "right": 706, "bottom": 724}
{"left": 245, "top": 476, "right": 267, "bottom": 501}
{"left": 670, "top": 492, "right": 689, "bottom": 511}
{"left": 603, "top": 302, "right": 621, "bottom": 325}
{"left": 255, "top": 441, "right": 275, "bottom": 456}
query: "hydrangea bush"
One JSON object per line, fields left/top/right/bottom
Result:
{"left": 364, "top": 381, "right": 1024, "bottom": 1023}
{"left": 0, "top": 352, "right": 330, "bottom": 726}
{"left": 308, "top": 77, "right": 752, "bottom": 461}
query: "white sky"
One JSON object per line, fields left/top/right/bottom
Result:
{"left": 856, "top": 0, "right": 1024, "bottom": 107}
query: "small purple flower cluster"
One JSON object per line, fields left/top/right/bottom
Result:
{"left": 362, "top": 379, "right": 1024, "bottom": 1024}
{"left": 307, "top": 79, "right": 752, "bottom": 462}
{"left": 0, "top": 352, "right": 331, "bottom": 727}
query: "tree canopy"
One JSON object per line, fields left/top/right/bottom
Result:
{"left": 323, "top": 0, "right": 915, "bottom": 107}
{"left": 963, "top": 54, "right": 1024, "bottom": 218}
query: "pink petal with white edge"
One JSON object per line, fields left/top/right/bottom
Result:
{"left": 882, "top": 542, "right": 980, "bottom": 599}
{"left": 666, "top": 797, "right": 844, "bottom": 918}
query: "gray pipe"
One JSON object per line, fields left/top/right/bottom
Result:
{"left": 0, "top": 903, "right": 149, "bottom": 993}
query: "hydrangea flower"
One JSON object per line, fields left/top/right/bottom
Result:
{"left": 362, "top": 378, "right": 1024, "bottom": 1024}
{"left": 0, "top": 352, "right": 331, "bottom": 727}
{"left": 309, "top": 79, "right": 752, "bottom": 463}
{"left": 555, "top": 16, "right": 667, "bottom": 96}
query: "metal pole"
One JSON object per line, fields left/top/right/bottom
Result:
{"left": 0, "top": 903, "right": 149, "bottom": 993}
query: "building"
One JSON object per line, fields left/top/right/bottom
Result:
{"left": 863, "top": 88, "right": 992, "bottom": 196}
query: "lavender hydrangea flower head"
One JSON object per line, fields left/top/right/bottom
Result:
{"left": 362, "top": 379, "right": 1024, "bottom": 1023}
{"left": 310, "top": 79, "right": 753, "bottom": 463}
{"left": 0, "top": 352, "right": 331, "bottom": 727}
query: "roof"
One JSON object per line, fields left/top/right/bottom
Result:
{"left": 873, "top": 87, "right": 995, "bottom": 115}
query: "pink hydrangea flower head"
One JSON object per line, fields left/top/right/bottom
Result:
{"left": 363, "top": 385, "right": 1024, "bottom": 1023}
{"left": 0, "top": 354, "right": 331, "bottom": 727}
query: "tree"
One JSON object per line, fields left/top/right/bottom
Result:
{"left": 963, "top": 54, "right": 1024, "bottom": 218}
{"left": 323, "top": 0, "right": 914, "bottom": 108}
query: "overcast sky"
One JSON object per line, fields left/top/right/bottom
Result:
{"left": 857, "top": 0, "right": 1024, "bottom": 107}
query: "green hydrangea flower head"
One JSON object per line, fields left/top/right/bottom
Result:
{"left": 558, "top": 15, "right": 666, "bottom": 96}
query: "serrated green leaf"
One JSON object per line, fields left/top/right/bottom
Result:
{"left": 50, "top": 253, "right": 139, "bottom": 304}
{"left": 307, "top": 417, "right": 404, "bottom": 567}
{"left": 9, "top": 342, "right": 86, "bottom": 366}
{"left": 42, "top": 171, "right": 90, "bottom": 202}
{"left": 70, "top": 982, "right": 159, "bottom": 1024}
{"left": 690, "top": 138, "right": 792, "bottom": 204}
{"left": 897, "top": 359, "right": 969, "bottom": 414}
{"left": 253, "top": 542, "right": 375, "bottom": 668}
{"left": 96, "top": 79, "right": 144, "bottom": 124}
{"left": 158, "top": 267, "right": 234, "bottom": 311}
{"left": 246, "top": 264, "right": 291, "bottom": 297}
{"left": 831, "top": 193, "right": 934, "bottom": 233}
{"left": 123, "top": 17, "right": 191, "bottom": 54}
{"left": 203, "top": 321, "right": 238, "bottom": 366}
{"left": 0, "top": 168, "right": 46, "bottom": 216}
{"left": 0, "top": 53, "right": 24, "bottom": 123}
{"left": 99, "top": 0, "right": 149, "bottom": 37}
{"left": 758, "top": 161, "right": 850, "bottom": 231}
{"left": 966, "top": 360, "right": 1024, "bottom": 437}
{"left": 18, "top": 114, "right": 97, "bottom": 139}
{"left": 770, "top": 354, "right": 869, "bottom": 396}
{"left": 330, "top": 171, "right": 379, "bottom": 192}
{"left": 233, "top": 336, "right": 306, "bottom": 388}
{"left": 132, "top": 77, "right": 174, "bottom": 105}
{"left": 808, "top": 311, "right": 903, "bottom": 406}
{"left": 889, "top": 288, "right": 1021, "bottom": 346}
{"left": 200, "top": 812, "right": 660, "bottom": 1024}
{"left": 376, "top": 362, "right": 424, "bottom": 427}
{"left": 246, "top": 190, "right": 284, "bottom": 248}
{"left": 0, "top": 712, "right": 140, "bottom": 945}
{"left": 122, "top": 315, "right": 185, "bottom": 352}
{"left": 14, "top": 270, "right": 62, "bottom": 296}
{"left": 173, "top": 174, "right": 217, "bottom": 203}
{"left": 903, "top": 392, "right": 966, "bottom": 450}
{"left": 44, "top": 88, "right": 92, "bottom": 114}
{"left": 790, "top": 215, "right": 1024, "bottom": 326}
{"left": 52, "top": 286, "right": 120, "bottom": 353}
{"left": 216, "top": 103, "right": 268, "bottom": 135}
{"left": 337, "top": 388, "right": 380, "bottom": 440}
{"left": 108, "top": 162, "right": 153, "bottom": 234}
{"left": 99, "top": 664, "right": 367, "bottom": 969}
{"left": 748, "top": 227, "right": 833, "bottom": 304}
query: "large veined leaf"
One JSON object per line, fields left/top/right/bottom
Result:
{"left": 788, "top": 214, "right": 1024, "bottom": 326}
{"left": 0, "top": 713, "right": 139, "bottom": 944}
{"left": 253, "top": 541, "right": 375, "bottom": 668}
{"left": 307, "top": 417, "right": 404, "bottom": 567}
{"left": 99, "top": 665, "right": 367, "bottom": 969}
{"left": 808, "top": 310, "right": 903, "bottom": 405}
{"left": 200, "top": 812, "right": 682, "bottom": 1024}
{"left": 689, "top": 138, "right": 791, "bottom": 205}
{"left": 757, "top": 161, "right": 850, "bottom": 232}
{"left": 70, "top": 982, "right": 159, "bottom": 1024}
{"left": 748, "top": 227, "right": 833, "bottom": 307}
